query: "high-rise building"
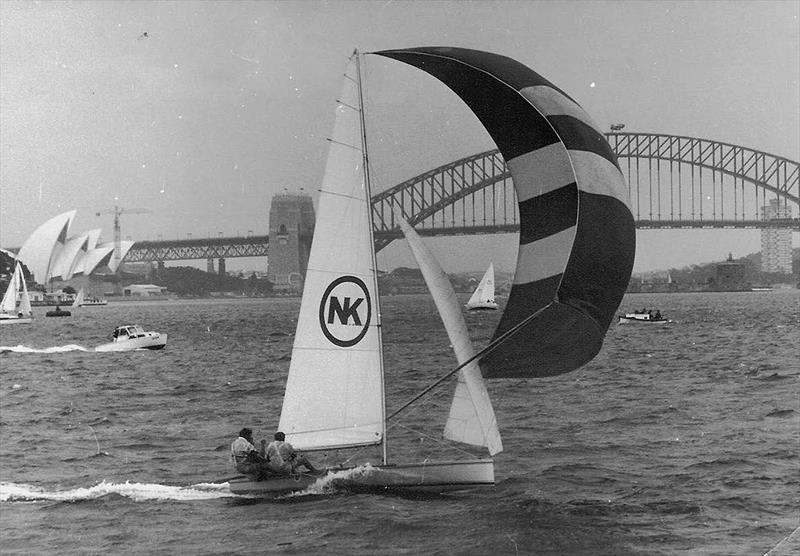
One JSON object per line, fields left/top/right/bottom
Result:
{"left": 760, "top": 199, "right": 792, "bottom": 274}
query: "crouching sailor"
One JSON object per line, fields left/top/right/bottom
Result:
{"left": 266, "top": 431, "right": 321, "bottom": 475}
{"left": 231, "top": 427, "right": 272, "bottom": 480}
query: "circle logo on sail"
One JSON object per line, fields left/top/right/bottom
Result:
{"left": 319, "top": 276, "right": 372, "bottom": 347}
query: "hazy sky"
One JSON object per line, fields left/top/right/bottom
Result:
{"left": 1, "top": 0, "right": 798, "bottom": 273}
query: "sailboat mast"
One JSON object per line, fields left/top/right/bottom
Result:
{"left": 355, "top": 50, "right": 388, "bottom": 466}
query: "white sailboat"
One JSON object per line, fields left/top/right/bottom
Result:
{"left": 71, "top": 287, "right": 83, "bottom": 308}
{"left": 72, "top": 286, "right": 108, "bottom": 308}
{"left": 465, "top": 263, "right": 499, "bottom": 310}
{"left": 229, "top": 46, "right": 634, "bottom": 495}
{"left": 0, "top": 262, "right": 33, "bottom": 325}
{"left": 229, "top": 51, "right": 499, "bottom": 496}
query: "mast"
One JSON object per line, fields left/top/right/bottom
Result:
{"left": 354, "top": 50, "right": 388, "bottom": 466}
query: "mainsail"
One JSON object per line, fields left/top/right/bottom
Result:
{"left": 397, "top": 217, "right": 502, "bottom": 455}
{"left": 1, "top": 263, "right": 21, "bottom": 314}
{"left": 375, "top": 47, "right": 635, "bottom": 378}
{"left": 72, "top": 287, "right": 85, "bottom": 308}
{"left": 278, "top": 53, "right": 385, "bottom": 452}
{"left": 466, "top": 263, "right": 497, "bottom": 310}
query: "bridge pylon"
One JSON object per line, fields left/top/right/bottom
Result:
{"left": 266, "top": 193, "right": 315, "bottom": 291}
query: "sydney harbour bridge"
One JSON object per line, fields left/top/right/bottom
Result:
{"left": 124, "top": 132, "right": 799, "bottom": 267}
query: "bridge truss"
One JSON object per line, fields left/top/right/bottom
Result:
{"left": 124, "top": 236, "right": 269, "bottom": 263}
{"left": 372, "top": 133, "right": 799, "bottom": 249}
{"left": 124, "top": 133, "right": 798, "bottom": 261}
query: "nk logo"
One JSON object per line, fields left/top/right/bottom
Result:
{"left": 319, "top": 275, "right": 372, "bottom": 347}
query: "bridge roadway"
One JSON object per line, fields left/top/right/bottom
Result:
{"left": 124, "top": 217, "right": 799, "bottom": 264}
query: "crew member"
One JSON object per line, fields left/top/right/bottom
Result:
{"left": 230, "top": 427, "right": 271, "bottom": 480}
{"left": 266, "top": 431, "right": 320, "bottom": 475}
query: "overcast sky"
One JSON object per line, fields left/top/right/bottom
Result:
{"left": 1, "top": 0, "right": 798, "bottom": 273}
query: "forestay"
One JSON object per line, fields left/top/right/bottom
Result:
{"left": 278, "top": 54, "right": 385, "bottom": 451}
{"left": 375, "top": 47, "right": 636, "bottom": 378}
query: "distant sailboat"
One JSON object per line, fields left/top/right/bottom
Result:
{"left": 0, "top": 262, "right": 33, "bottom": 325}
{"left": 465, "top": 263, "right": 498, "bottom": 310}
{"left": 229, "top": 46, "right": 634, "bottom": 495}
{"left": 72, "top": 286, "right": 107, "bottom": 308}
{"left": 71, "top": 288, "right": 83, "bottom": 308}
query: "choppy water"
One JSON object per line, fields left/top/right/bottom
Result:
{"left": 1, "top": 292, "right": 798, "bottom": 555}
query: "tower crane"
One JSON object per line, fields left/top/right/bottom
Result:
{"left": 95, "top": 205, "right": 151, "bottom": 276}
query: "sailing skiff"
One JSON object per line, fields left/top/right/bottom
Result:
{"left": 229, "top": 47, "right": 634, "bottom": 496}
{"left": 0, "top": 262, "right": 33, "bottom": 325}
{"left": 466, "top": 263, "right": 499, "bottom": 311}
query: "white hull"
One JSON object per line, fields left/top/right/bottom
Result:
{"left": 229, "top": 459, "right": 494, "bottom": 496}
{"left": 618, "top": 315, "right": 669, "bottom": 325}
{"left": 466, "top": 301, "right": 498, "bottom": 311}
{"left": 95, "top": 333, "right": 167, "bottom": 352}
{"left": 80, "top": 301, "right": 108, "bottom": 307}
{"left": 0, "top": 316, "right": 33, "bottom": 325}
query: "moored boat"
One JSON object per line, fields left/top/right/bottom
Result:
{"left": 95, "top": 325, "right": 167, "bottom": 351}
{"left": 45, "top": 306, "right": 72, "bottom": 317}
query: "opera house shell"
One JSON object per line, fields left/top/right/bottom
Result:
{"left": 15, "top": 211, "right": 134, "bottom": 285}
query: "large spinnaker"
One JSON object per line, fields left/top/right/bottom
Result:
{"left": 375, "top": 47, "right": 635, "bottom": 378}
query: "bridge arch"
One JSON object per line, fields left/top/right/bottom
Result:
{"left": 120, "top": 134, "right": 798, "bottom": 263}
{"left": 372, "top": 132, "right": 799, "bottom": 250}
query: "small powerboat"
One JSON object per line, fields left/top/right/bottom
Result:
{"left": 95, "top": 324, "right": 167, "bottom": 352}
{"left": 618, "top": 310, "right": 669, "bottom": 324}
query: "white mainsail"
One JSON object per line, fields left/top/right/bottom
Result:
{"left": 72, "top": 287, "right": 85, "bottom": 308}
{"left": 1, "top": 263, "right": 21, "bottom": 314}
{"left": 397, "top": 218, "right": 502, "bottom": 455}
{"left": 466, "top": 263, "right": 497, "bottom": 310}
{"left": 278, "top": 53, "right": 385, "bottom": 452}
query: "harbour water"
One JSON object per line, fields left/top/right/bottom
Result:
{"left": 1, "top": 291, "right": 798, "bottom": 555}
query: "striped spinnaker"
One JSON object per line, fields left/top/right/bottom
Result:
{"left": 375, "top": 47, "right": 635, "bottom": 378}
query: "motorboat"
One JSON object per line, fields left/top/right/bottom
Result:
{"left": 95, "top": 325, "right": 167, "bottom": 352}
{"left": 618, "top": 310, "right": 669, "bottom": 324}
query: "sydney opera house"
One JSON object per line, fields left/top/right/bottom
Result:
{"left": 12, "top": 210, "right": 133, "bottom": 286}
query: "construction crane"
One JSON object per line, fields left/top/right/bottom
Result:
{"left": 95, "top": 205, "right": 151, "bottom": 276}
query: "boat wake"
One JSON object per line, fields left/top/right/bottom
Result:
{"left": 0, "top": 480, "right": 234, "bottom": 502}
{"left": 0, "top": 344, "right": 89, "bottom": 354}
{"left": 282, "top": 464, "right": 377, "bottom": 498}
